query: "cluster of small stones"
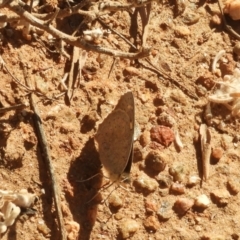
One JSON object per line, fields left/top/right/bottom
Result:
{"left": 114, "top": 110, "right": 239, "bottom": 239}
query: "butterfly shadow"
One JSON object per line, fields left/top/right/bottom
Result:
{"left": 66, "top": 137, "right": 103, "bottom": 240}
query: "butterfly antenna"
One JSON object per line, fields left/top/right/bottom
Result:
{"left": 86, "top": 179, "right": 115, "bottom": 204}
{"left": 118, "top": 175, "right": 131, "bottom": 191}
{"left": 86, "top": 191, "right": 101, "bottom": 204}
{"left": 77, "top": 172, "right": 103, "bottom": 182}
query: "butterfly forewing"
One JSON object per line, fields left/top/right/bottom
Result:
{"left": 95, "top": 109, "right": 132, "bottom": 180}
{"left": 95, "top": 92, "right": 135, "bottom": 181}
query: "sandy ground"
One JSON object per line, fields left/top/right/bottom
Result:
{"left": 0, "top": 0, "right": 240, "bottom": 239}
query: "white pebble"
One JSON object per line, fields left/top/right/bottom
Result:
{"left": 134, "top": 174, "right": 158, "bottom": 192}
{"left": 119, "top": 219, "right": 139, "bottom": 239}
{"left": 108, "top": 192, "right": 123, "bottom": 208}
{"left": 187, "top": 175, "right": 201, "bottom": 186}
{"left": 194, "top": 194, "right": 211, "bottom": 209}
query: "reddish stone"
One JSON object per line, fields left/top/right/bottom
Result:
{"left": 211, "top": 147, "right": 223, "bottom": 161}
{"left": 149, "top": 141, "right": 164, "bottom": 150}
{"left": 143, "top": 216, "right": 160, "bottom": 231}
{"left": 150, "top": 126, "right": 175, "bottom": 147}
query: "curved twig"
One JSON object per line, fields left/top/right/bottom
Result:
{"left": 7, "top": 0, "right": 150, "bottom": 59}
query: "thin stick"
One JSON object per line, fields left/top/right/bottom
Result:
{"left": 0, "top": 103, "right": 28, "bottom": 113}
{"left": 31, "top": 95, "right": 67, "bottom": 240}
{"left": 18, "top": 54, "right": 67, "bottom": 240}
{"left": 0, "top": 56, "right": 32, "bottom": 92}
{"left": 67, "top": 46, "right": 80, "bottom": 103}
{"left": 97, "top": 18, "right": 137, "bottom": 49}
{"left": 139, "top": 58, "right": 199, "bottom": 100}
{"left": 44, "top": 7, "right": 60, "bottom": 25}
{"left": 77, "top": 50, "right": 88, "bottom": 88}
{"left": 217, "top": 0, "right": 240, "bottom": 40}
{"left": 7, "top": 1, "right": 150, "bottom": 59}
{"left": 138, "top": 2, "right": 151, "bottom": 47}
{"left": 108, "top": 58, "right": 116, "bottom": 79}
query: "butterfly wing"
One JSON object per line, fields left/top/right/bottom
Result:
{"left": 95, "top": 109, "right": 133, "bottom": 180}
{"left": 115, "top": 92, "right": 135, "bottom": 175}
{"left": 115, "top": 92, "right": 135, "bottom": 134}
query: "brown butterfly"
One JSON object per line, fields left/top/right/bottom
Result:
{"left": 95, "top": 92, "right": 135, "bottom": 182}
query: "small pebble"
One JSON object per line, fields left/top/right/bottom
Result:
{"left": 150, "top": 125, "right": 175, "bottom": 147}
{"left": 211, "top": 189, "right": 230, "bottom": 206}
{"left": 65, "top": 221, "right": 80, "bottom": 240}
{"left": 114, "top": 212, "right": 124, "bottom": 220}
{"left": 45, "top": 104, "right": 64, "bottom": 119}
{"left": 169, "top": 165, "right": 185, "bottom": 182}
{"left": 119, "top": 219, "right": 139, "bottom": 239}
{"left": 187, "top": 175, "right": 201, "bottom": 187}
{"left": 170, "top": 89, "right": 188, "bottom": 105}
{"left": 157, "top": 201, "right": 173, "bottom": 220}
{"left": 194, "top": 225, "right": 202, "bottom": 232}
{"left": 175, "top": 0, "right": 186, "bottom": 15}
{"left": 211, "top": 14, "right": 222, "bottom": 25}
{"left": 108, "top": 192, "right": 123, "bottom": 209}
{"left": 196, "top": 85, "right": 207, "bottom": 97}
{"left": 134, "top": 174, "right": 159, "bottom": 192}
{"left": 171, "top": 182, "right": 185, "bottom": 194}
{"left": 144, "top": 198, "right": 158, "bottom": 213}
{"left": 224, "top": 0, "right": 240, "bottom": 20}
{"left": 133, "top": 143, "right": 144, "bottom": 162}
{"left": 145, "top": 151, "right": 167, "bottom": 173}
{"left": 37, "top": 222, "right": 51, "bottom": 236}
{"left": 140, "top": 130, "right": 151, "bottom": 147}
{"left": 138, "top": 90, "right": 150, "bottom": 103}
{"left": 159, "top": 188, "right": 169, "bottom": 197}
{"left": 124, "top": 66, "right": 141, "bottom": 76}
{"left": 60, "top": 122, "right": 76, "bottom": 133}
{"left": 174, "top": 198, "right": 194, "bottom": 215}
{"left": 157, "top": 112, "right": 176, "bottom": 127}
{"left": 151, "top": 49, "right": 158, "bottom": 56}
{"left": 156, "top": 174, "right": 173, "bottom": 188}
{"left": 143, "top": 216, "right": 160, "bottom": 231}
{"left": 227, "top": 177, "right": 240, "bottom": 195}
{"left": 174, "top": 26, "right": 190, "bottom": 37}
{"left": 211, "top": 147, "right": 223, "bottom": 162}
{"left": 194, "top": 194, "right": 211, "bottom": 209}
{"left": 35, "top": 76, "right": 48, "bottom": 94}
{"left": 220, "top": 61, "right": 234, "bottom": 76}
{"left": 232, "top": 233, "right": 239, "bottom": 240}
{"left": 182, "top": 11, "right": 200, "bottom": 25}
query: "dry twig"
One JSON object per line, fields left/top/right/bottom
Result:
{"left": 4, "top": 0, "right": 150, "bottom": 59}
{"left": 30, "top": 95, "right": 67, "bottom": 240}
{"left": 0, "top": 103, "right": 28, "bottom": 113}
{"left": 67, "top": 46, "right": 80, "bottom": 103}
{"left": 139, "top": 59, "right": 199, "bottom": 100}
{"left": 217, "top": 0, "right": 240, "bottom": 40}
{"left": 18, "top": 53, "right": 67, "bottom": 240}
